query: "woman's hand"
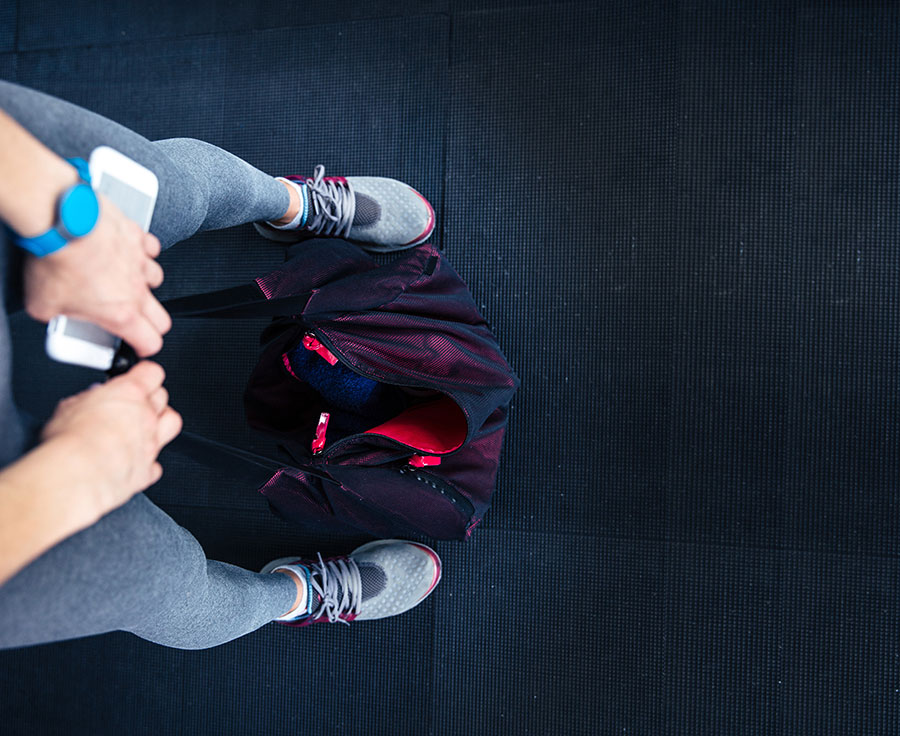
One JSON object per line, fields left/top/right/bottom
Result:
{"left": 0, "top": 362, "right": 182, "bottom": 585}
{"left": 23, "top": 194, "right": 171, "bottom": 358}
{"left": 41, "top": 361, "right": 182, "bottom": 516}
{"left": 0, "top": 109, "right": 169, "bottom": 357}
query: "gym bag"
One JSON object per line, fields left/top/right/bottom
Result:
{"left": 164, "top": 239, "right": 519, "bottom": 541}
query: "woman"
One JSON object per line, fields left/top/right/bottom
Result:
{"left": 0, "top": 80, "right": 441, "bottom": 649}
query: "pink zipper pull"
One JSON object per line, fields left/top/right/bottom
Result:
{"left": 302, "top": 333, "right": 339, "bottom": 366}
{"left": 312, "top": 412, "right": 330, "bottom": 455}
{"left": 409, "top": 455, "right": 442, "bottom": 468}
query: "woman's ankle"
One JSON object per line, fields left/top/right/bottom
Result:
{"left": 274, "top": 568, "right": 308, "bottom": 619}
{"left": 271, "top": 178, "right": 302, "bottom": 226}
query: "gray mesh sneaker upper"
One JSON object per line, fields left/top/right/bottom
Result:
{"left": 304, "top": 165, "right": 357, "bottom": 239}
{"left": 352, "top": 192, "right": 381, "bottom": 227}
{"left": 257, "top": 165, "right": 432, "bottom": 251}
{"left": 358, "top": 562, "right": 387, "bottom": 600}
{"left": 349, "top": 540, "right": 441, "bottom": 621}
{"left": 263, "top": 541, "right": 439, "bottom": 624}
{"left": 306, "top": 554, "right": 387, "bottom": 625}
{"left": 304, "top": 167, "right": 382, "bottom": 233}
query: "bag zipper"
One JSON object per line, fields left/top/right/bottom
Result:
{"left": 302, "top": 443, "right": 476, "bottom": 525}
{"left": 302, "top": 333, "right": 339, "bottom": 365}
{"left": 396, "top": 465, "right": 476, "bottom": 520}
{"left": 311, "top": 412, "right": 330, "bottom": 455}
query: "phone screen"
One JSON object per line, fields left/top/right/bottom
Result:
{"left": 94, "top": 171, "right": 155, "bottom": 229}
{"left": 61, "top": 318, "right": 120, "bottom": 348}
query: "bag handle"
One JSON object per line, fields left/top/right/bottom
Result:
{"left": 165, "top": 431, "right": 338, "bottom": 486}
{"left": 107, "top": 285, "right": 313, "bottom": 375}
{"left": 161, "top": 283, "right": 313, "bottom": 319}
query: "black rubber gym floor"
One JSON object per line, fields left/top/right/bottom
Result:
{"left": 1, "top": 1, "right": 899, "bottom": 734}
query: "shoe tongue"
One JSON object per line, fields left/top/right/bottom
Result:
{"left": 309, "top": 561, "right": 386, "bottom": 617}
{"left": 352, "top": 193, "right": 381, "bottom": 227}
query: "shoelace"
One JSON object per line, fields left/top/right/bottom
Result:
{"left": 304, "top": 164, "right": 357, "bottom": 240}
{"left": 309, "top": 552, "right": 362, "bottom": 625}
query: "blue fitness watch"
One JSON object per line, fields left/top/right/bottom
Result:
{"left": 14, "top": 157, "right": 99, "bottom": 257}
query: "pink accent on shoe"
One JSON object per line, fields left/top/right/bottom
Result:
{"left": 408, "top": 542, "right": 442, "bottom": 597}
{"left": 285, "top": 174, "right": 347, "bottom": 188}
{"left": 401, "top": 187, "right": 436, "bottom": 247}
{"left": 286, "top": 610, "right": 359, "bottom": 627}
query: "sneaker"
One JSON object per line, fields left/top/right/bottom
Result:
{"left": 255, "top": 165, "right": 435, "bottom": 253}
{"left": 261, "top": 539, "right": 442, "bottom": 626}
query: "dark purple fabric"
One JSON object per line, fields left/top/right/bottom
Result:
{"left": 254, "top": 241, "right": 377, "bottom": 299}
{"left": 246, "top": 240, "right": 520, "bottom": 540}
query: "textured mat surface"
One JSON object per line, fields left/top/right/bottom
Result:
{"left": 0, "top": 53, "right": 15, "bottom": 82}
{"left": 2, "top": 1, "right": 900, "bottom": 734}
{"left": 16, "top": 0, "right": 450, "bottom": 50}
{"left": 0, "top": 3, "right": 14, "bottom": 53}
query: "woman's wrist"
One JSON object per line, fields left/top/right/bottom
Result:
{"left": 0, "top": 109, "right": 80, "bottom": 238}
{"left": 0, "top": 437, "right": 105, "bottom": 585}
{"left": 0, "top": 436, "right": 105, "bottom": 529}
{"left": 7, "top": 164, "right": 80, "bottom": 239}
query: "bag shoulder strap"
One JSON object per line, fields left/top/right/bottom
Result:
{"left": 166, "top": 431, "right": 337, "bottom": 486}
{"left": 162, "top": 283, "right": 313, "bottom": 319}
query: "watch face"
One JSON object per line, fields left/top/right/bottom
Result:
{"left": 60, "top": 183, "right": 100, "bottom": 238}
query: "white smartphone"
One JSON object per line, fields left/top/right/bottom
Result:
{"left": 45, "top": 146, "right": 159, "bottom": 371}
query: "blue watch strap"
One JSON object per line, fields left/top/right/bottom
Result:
{"left": 13, "top": 157, "right": 96, "bottom": 257}
{"left": 68, "top": 157, "right": 91, "bottom": 184}
{"left": 15, "top": 228, "right": 68, "bottom": 258}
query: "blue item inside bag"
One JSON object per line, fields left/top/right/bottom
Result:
{"left": 284, "top": 343, "right": 406, "bottom": 435}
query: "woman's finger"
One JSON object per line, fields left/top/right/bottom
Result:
{"left": 121, "top": 310, "right": 164, "bottom": 358}
{"left": 141, "top": 291, "right": 172, "bottom": 337}
{"left": 144, "top": 258, "right": 164, "bottom": 289}
{"left": 116, "top": 360, "right": 165, "bottom": 393}
{"left": 148, "top": 386, "right": 169, "bottom": 415}
{"left": 143, "top": 232, "right": 161, "bottom": 259}
{"left": 148, "top": 462, "right": 164, "bottom": 487}
{"left": 156, "top": 407, "right": 183, "bottom": 449}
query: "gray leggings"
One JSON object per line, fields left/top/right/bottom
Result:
{"left": 0, "top": 81, "right": 298, "bottom": 650}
